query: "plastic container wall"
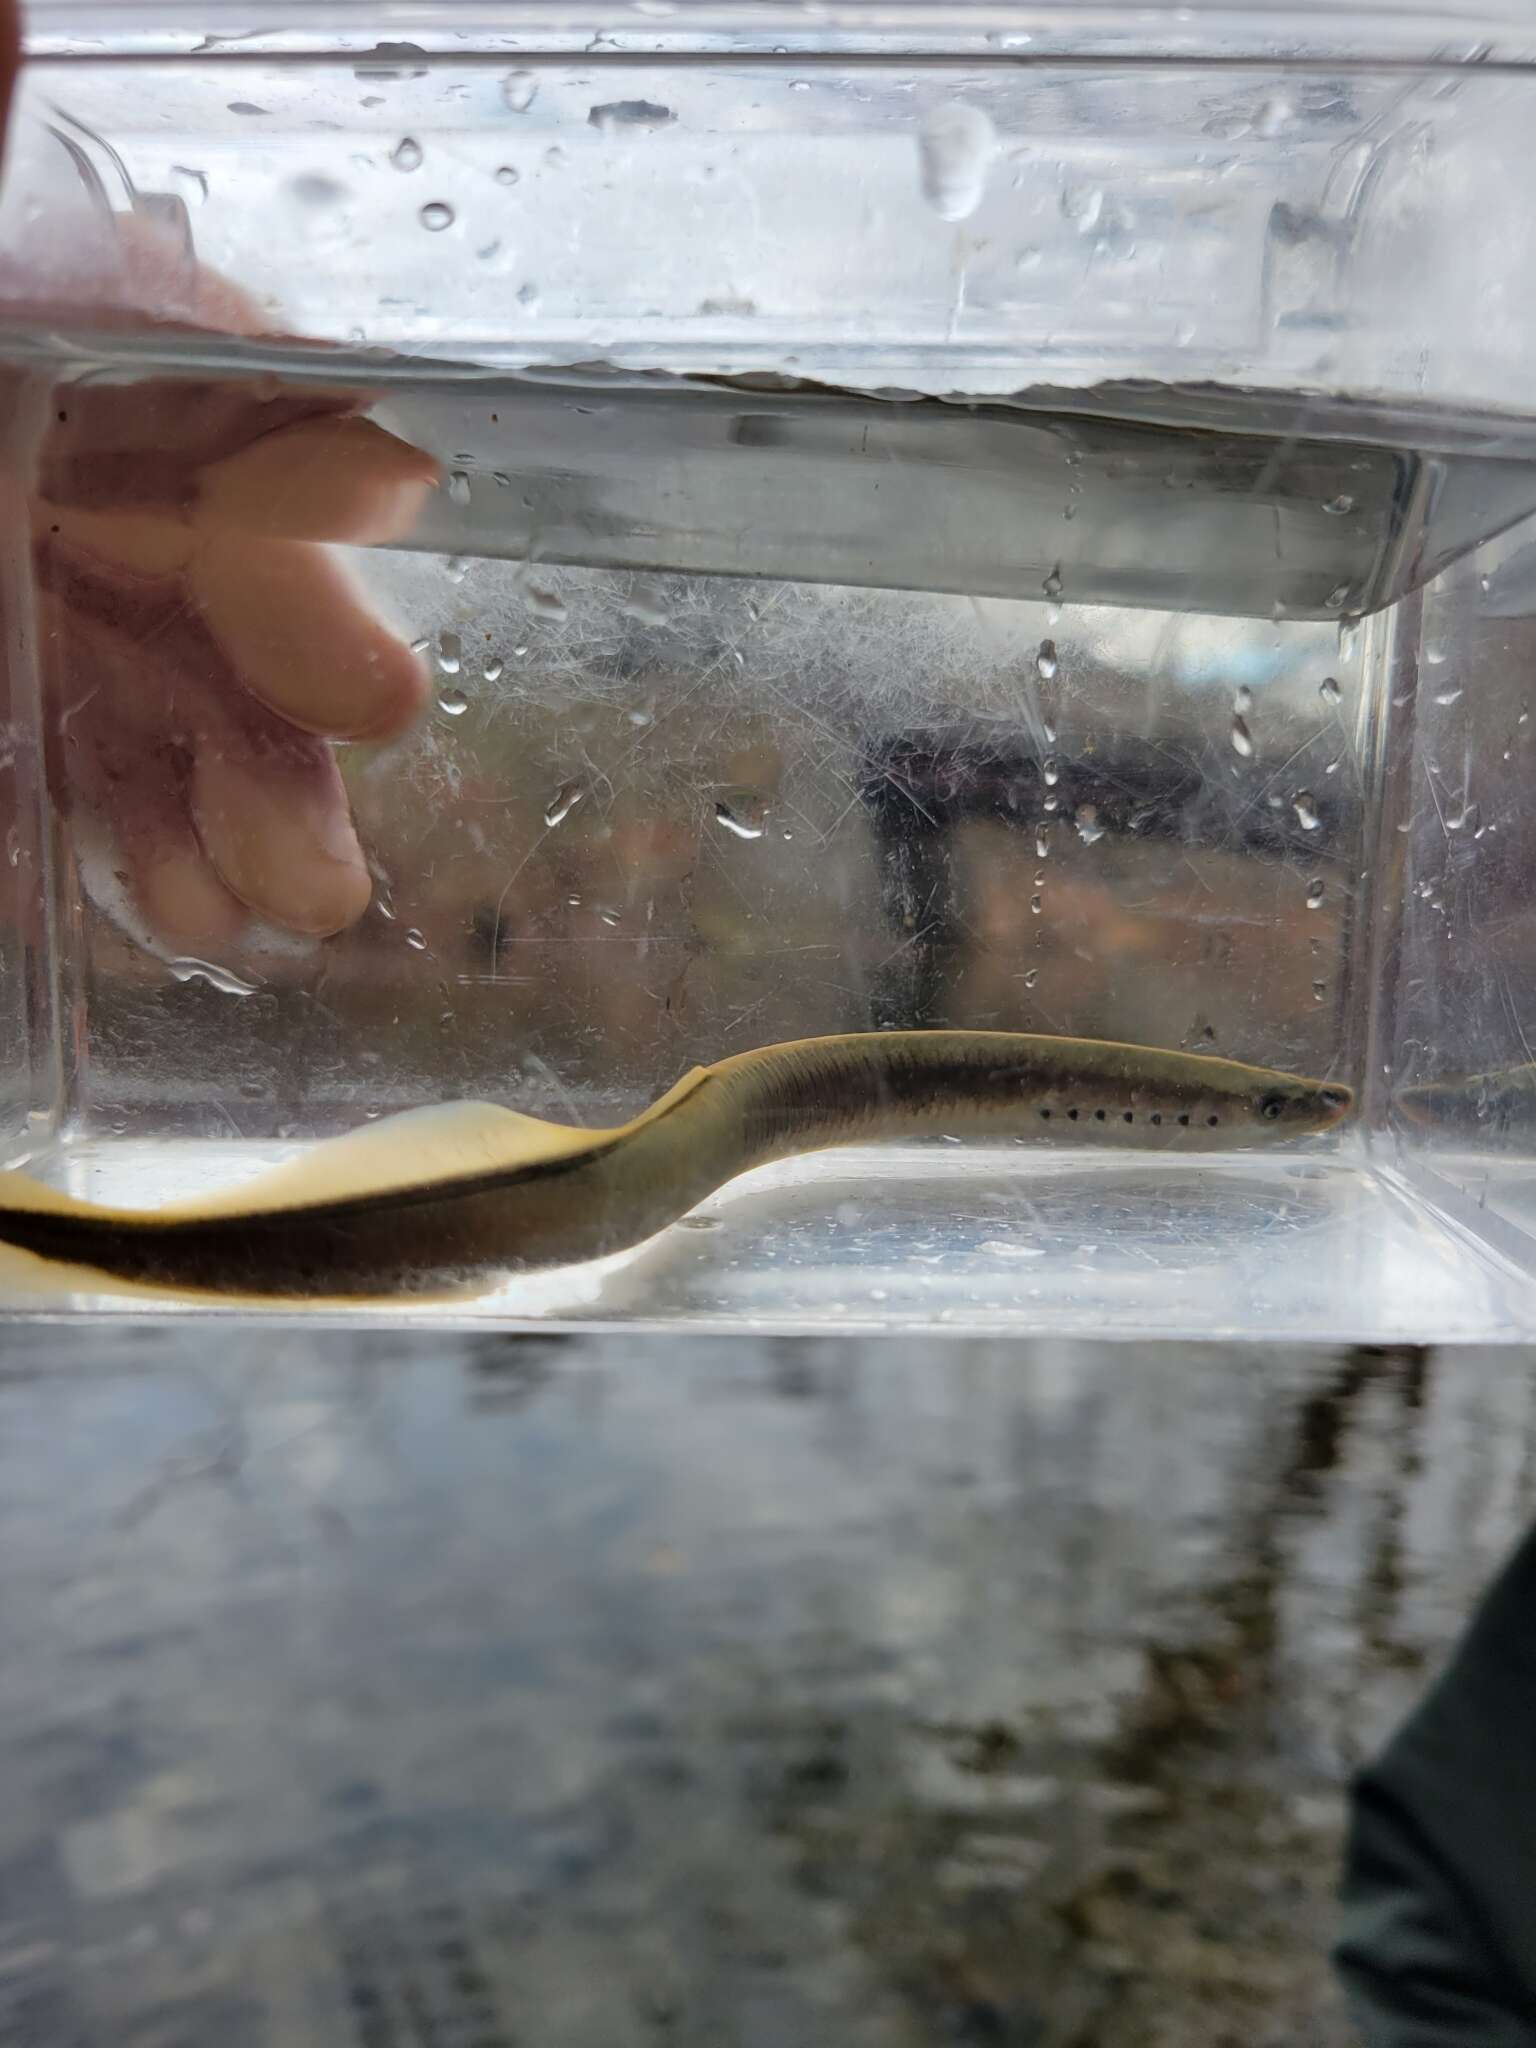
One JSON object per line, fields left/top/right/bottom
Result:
{"left": 1, "top": 8, "right": 1535, "bottom": 1332}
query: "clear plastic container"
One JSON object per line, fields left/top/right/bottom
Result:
{"left": 2, "top": 1, "right": 1535, "bottom": 1335}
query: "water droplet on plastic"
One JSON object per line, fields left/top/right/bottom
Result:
{"left": 503, "top": 70, "right": 538, "bottom": 112}
{"left": 391, "top": 135, "right": 423, "bottom": 171}
{"left": 168, "top": 957, "right": 259, "bottom": 996}
{"left": 1035, "top": 638, "right": 1058, "bottom": 680}
{"left": 438, "top": 686, "right": 469, "bottom": 716}
{"left": 1034, "top": 826, "right": 1050, "bottom": 859}
{"left": 917, "top": 101, "right": 994, "bottom": 221}
{"left": 1434, "top": 687, "right": 1463, "bottom": 706}
{"left": 447, "top": 470, "right": 471, "bottom": 506}
{"left": 1042, "top": 793, "right": 1059, "bottom": 814}
{"left": 1233, "top": 684, "right": 1253, "bottom": 714}
{"left": 1305, "top": 878, "right": 1325, "bottom": 910}
{"left": 1023, "top": 967, "right": 1039, "bottom": 988}
{"left": 3, "top": 825, "right": 17, "bottom": 868}
{"left": 419, "top": 200, "right": 454, "bottom": 231}
{"left": 437, "top": 629, "right": 462, "bottom": 674}
{"left": 1061, "top": 184, "right": 1103, "bottom": 232}
{"left": 1319, "top": 675, "right": 1342, "bottom": 706}
{"left": 544, "top": 144, "right": 567, "bottom": 169}
{"left": 1326, "top": 583, "right": 1350, "bottom": 611}
{"left": 1074, "top": 802, "right": 1104, "bottom": 846}
{"left": 597, "top": 906, "right": 622, "bottom": 927}
{"left": 526, "top": 585, "right": 568, "bottom": 622}
{"left": 1312, "top": 980, "right": 1327, "bottom": 1002}
{"left": 715, "top": 799, "right": 765, "bottom": 840}
{"left": 1042, "top": 563, "right": 1063, "bottom": 599}
{"left": 443, "top": 554, "right": 470, "bottom": 584}
{"left": 544, "top": 781, "right": 585, "bottom": 828}
{"left": 1292, "top": 790, "right": 1320, "bottom": 831}
{"left": 1230, "top": 714, "right": 1255, "bottom": 758}
{"left": 483, "top": 655, "right": 505, "bottom": 682}
{"left": 495, "top": 163, "right": 519, "bottom": 185}
{"left": 517, "top": 281, "right": 541, "bottom": 309}
{"left": 1042, "top": 756, "right": 1060, "bottom": 787}
{"left": 622, "top": 581, "right": 671, "bottom": 627}
{"left": 1029, "top": 894, "right": 1043, "bottom": 915}
{"left": 1323, "top": 493, "right": 1354, "bottom": 516}
{"left": 405, "top": 927, "right": 427, "bottom": 951}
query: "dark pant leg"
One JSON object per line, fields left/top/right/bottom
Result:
{"left": 1336, "top": 1521, "right": 1536, "bottom": 2044}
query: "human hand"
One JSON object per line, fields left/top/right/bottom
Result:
{"left": 0, "top": 26, "right": 440, "bottom": 951}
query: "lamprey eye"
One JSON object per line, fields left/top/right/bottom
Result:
{"left": 1260, "top": 1093, "right": 1287, "bottom": 1120}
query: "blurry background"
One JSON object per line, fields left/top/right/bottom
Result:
{"left": 2, "top": 1328, "right": 1531, "bottom": 2048}
{"left": 73, "top": 545, "right": 1367, "bottom": 1139}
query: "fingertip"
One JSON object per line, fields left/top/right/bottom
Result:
{"left": 192, "top": 739, "right": 374, "bottom": 937}
{"left": 196, "top": 416, "right": 442, "bottom": 545}
{"left": 346, "top": 631, "right": 432, "bottom": 742}
{"left": 134, "top": 845, "right": 249, "bottom": 951}
{"left": 194, "top": 535, "right": 431, "bottom": 741}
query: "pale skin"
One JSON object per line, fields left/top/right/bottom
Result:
{"left": 0, "top": 2, "right": 441, "bottom": 948}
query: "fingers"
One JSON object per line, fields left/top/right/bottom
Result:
{"left": 38, "top": 375, "right": 357, "bottom": 514}
{"left": 38, "top": 603, "right": 249, "bottom": 952}
{"left": 40, "top": 588, "right": 376, "bottom": 942}
{"left": 43, "top": 518, "right": 430, "bottom": 747}
{"left": 192, "top": 532, "right": 428, "bottom": 741}
{"left": 103, "top": 778, "right": 251, "bottom": 953}
{"left": 40, "top": 411, "right": 440, "bottom": 542}
{"left": 39, "top": 389, "right": 437, "bottom": 750}
{"left": 189, "top": 707, "right": 373, "bottom": 937}
{"left": 194, "top": 416, "right": 440, "bottom": 544}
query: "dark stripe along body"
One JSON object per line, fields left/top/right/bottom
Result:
{"left": 0, "top": 1031, "right": 1352, "bottom": 1298}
